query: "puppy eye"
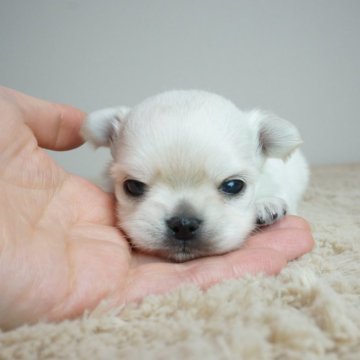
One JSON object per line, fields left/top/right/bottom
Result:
{"left": 123, "top": 179, "right": 147, "bottom": 197}
{"left": 219, "top": 179, "right": 245, "bottom": 195}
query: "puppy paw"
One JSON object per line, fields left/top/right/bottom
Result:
{"left": 255, "top": 197, "right": 288, "bottom": 226}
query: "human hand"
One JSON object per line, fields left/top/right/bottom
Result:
{"left": 0, "top": 87, "right": 314, "bottom": 329}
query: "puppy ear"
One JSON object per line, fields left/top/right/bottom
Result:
{"left": 248, "top": 110, "right": 303, "bottom": 160}
{"left": 81, "top": 106, "right": 130, "bottom": 147}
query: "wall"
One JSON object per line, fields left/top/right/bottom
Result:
{"left": 1, "top": 0, "right": 359, "bottom": 178}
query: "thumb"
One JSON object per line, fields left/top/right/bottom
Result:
{"left": 1, "top": 86, "right": 86, "bottom": 151}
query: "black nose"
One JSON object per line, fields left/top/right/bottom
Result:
{"left": 166, "top": 216, "right": 202, "bottom": 241}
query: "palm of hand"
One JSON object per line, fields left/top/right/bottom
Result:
{"left": 0, "top": 106, "right": 127, "bottom": 328}
{"left": 0, "top": 88, "right": 313, "bottom": 329}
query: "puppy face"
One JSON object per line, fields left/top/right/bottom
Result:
{"left": 82, "top": 91, "right": 301, "bottom": 261}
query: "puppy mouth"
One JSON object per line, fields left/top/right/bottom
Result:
{"left": 172, "top": 244, "right": 201, "bottom": 261}
{"left": 171, "top": 251, "right": 199, "bottom": 262}
{"left": 154, "top": 239, "right": 214, "bottom": 262}
{"left": 125, "top": 234, "right": 204, "bottom": 262}
{"left": 161, "top": 248, "right": 205, "bottom": 262}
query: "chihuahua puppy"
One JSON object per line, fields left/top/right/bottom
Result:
{"left": 82, "top": 90, "right": 309, "bottom": 261}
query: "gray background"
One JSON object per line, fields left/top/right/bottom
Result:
{"left": 1, "top": 0, "right": 359, "bottom": 179}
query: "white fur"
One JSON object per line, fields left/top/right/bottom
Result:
{"left": 82, "top": 90, "right": 309, "bottom": 261}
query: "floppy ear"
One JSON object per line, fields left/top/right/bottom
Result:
{"left": 81, "top": 106, "right": 131, "bottom": 147}
{"left": 248, "top": 110, "right": 303, "bottom": 160}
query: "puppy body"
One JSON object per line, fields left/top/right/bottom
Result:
{"left": 82, "top": 91, "right": 309, "bottom": 261}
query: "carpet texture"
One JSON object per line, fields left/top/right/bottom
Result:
{"left": 1, "top": 164, "right": 360, "bottom": 359}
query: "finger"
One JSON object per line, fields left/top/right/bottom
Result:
{"left": 245, "top": 225, "right": 314, "bottom": 261}
{"left": 122, "top": 248, "right": 287, "bottom": 303}
{"left": 263, "top": 215, "right": 312, "bottom": 232}
{"left": 1, "top": 86, "right": 85, "bottom": 150}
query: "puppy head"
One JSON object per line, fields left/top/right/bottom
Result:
{"left": 82, "top": 90, "right": 302, "bottom": 261}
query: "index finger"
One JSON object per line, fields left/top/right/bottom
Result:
{"left": 122, "top": 247, "right": 287, "bottom": 304}
{"left": 245, "top": 216, "right": 314, "bottom": 261}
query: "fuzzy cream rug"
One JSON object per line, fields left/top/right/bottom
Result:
{"left": 1, "top": 164, "right": 360, "bottom": 359}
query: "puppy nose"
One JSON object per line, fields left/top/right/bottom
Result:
{"left": 166, "top": 216, "right": 202, "bottom": 240}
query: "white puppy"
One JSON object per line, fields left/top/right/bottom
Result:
{"left": 82, "top": 90, "right": 309, "bottom": 262}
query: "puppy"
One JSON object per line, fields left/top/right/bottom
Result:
{"left": 82, "top": 90, "right": 309, "bottom": 262}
